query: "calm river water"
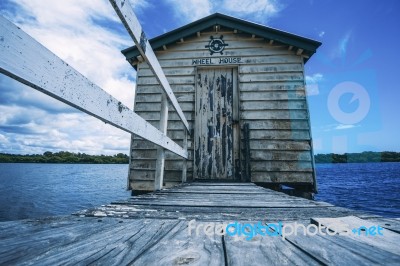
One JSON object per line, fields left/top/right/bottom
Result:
{"left": 0, "top": 162, "right": 399, "bottom": 221}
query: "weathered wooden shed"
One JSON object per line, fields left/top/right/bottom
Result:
{"left": 122, "top": 13, "right": 321, "bottom": 196}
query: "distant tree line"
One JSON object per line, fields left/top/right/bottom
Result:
{"left": 0, "top": 151, "right": 129, "bottom": 164}
{"left": 314, "top": 151, "right": 400, "bottom": 163}
{"left": 1, "top": 151, "right": 400, "bottom": 164}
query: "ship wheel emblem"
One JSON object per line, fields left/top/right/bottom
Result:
{"left": 205, "top": 35, "right": 228, "bottom": 55}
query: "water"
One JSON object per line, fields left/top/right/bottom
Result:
{"left": 0, "top": 163, "right": 130, "bottom": 222}
{"left": 315, "top": 162, "right": 400, "bottom": 217}
{"left": 0, "top": 162, "right": 399, "bottom": 222}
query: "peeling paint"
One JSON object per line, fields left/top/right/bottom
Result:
{"left": 195, "top": 68, "right": 234, "bottom": 179}
{"left": 139, "top": 30, "right": 147, "bottom": 53}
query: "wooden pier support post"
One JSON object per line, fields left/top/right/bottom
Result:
{"left": 181, "top": 129, "right": 188, "bottom": 183}
{"left": 154, "top": 93, "right": 169, "bottom": 190}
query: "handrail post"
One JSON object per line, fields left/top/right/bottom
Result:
{"left": 154, "top": 93, "right": 168, "bottom": 190}
{"left": 181, "top": 129, "right": 188, "bottom": 183}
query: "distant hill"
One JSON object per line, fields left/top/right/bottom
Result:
{"left": 0, "top": 151, "right": 129, "bottom": 164}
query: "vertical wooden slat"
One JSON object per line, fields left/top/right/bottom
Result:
{"left": 232, "top": 68, "right": 239, "bottom": 123}
{"left": 201, "top": 70, "right": 208, "bottom": 178}
{"left": 194, "top": 71, "right": 201, "bottom": 178}
{"left": 243, "top": 123, "right": 251, "bottom": 182}
{"left": 207, "top": 70, "right": 214, "bottom": 178}
{"left": 222, "top": 69, "right": 228, "bottom": 178}
{"left": 232, "top": 68, "right": 240, "bottom": 180}
{"left": 226, "top": 69, "right": 234, "bottom": 178}
{"left": 215, "top": 70, "right": 222, "bottom": 178}
{"left": 181, "top": 129, "right": 188, "bottom": 182}
{"left": 154, "top": 93, "right": 168, "bottom": 190}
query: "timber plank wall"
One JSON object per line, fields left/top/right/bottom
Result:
{"left": 129, "top": 27, "right": 314, "bottom": 192}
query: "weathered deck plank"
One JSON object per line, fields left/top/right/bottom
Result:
{"left": 285, "top": 225, "right": 400, "bottom": 265}
{"left": 0, "top": 182, "right": 398, "bottom": 265}
{"left": 364, "top": 217, "right": 400, "bottom": 233}
{"left": 312, "top": 216, "right": 400, "bottom": 255}
{"left": 225, "top": 232, "right": 322, "bottom": 265}
{"left": 132, "top": 221, "right": 225, "bottom": 265}
{"left": 76, "top": 205, "right": 375, "bottom": 223}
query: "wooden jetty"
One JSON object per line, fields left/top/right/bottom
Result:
{"left": 1, "top": 1, "right": 321, "bottom": 198}
{"left": 1, "top": 182, "right": 399, "bottom": 265}
{"left": 1, "top": 2, "right": 399, "bottom": 265}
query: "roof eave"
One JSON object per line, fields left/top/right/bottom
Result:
{"left": 121, "top": 13, "right": 321, "bottom": 64}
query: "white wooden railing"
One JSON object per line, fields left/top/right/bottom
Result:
{"left": 0, "top": 0, "right": 189, "bottom": 191}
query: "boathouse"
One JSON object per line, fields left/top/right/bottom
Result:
{"left": 122, "top": 13, "right": 321, "bottom": 195}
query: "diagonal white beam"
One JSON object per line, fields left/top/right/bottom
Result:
{"left": 0, "top": 16, "right": 187, "bottom": 159}
{"left": 109, "top": 0, "right": 190, "bottom": 132}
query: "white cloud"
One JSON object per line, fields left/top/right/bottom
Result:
{"left": 0, "top": 0, "right": 150, "bottom": 155}
{"left": 318, "top": 31, "right": 325, "bottom": 37}
{"left": 223, "top": 0, "right": 279, "bottom": 17}
{"left": 339, "top": 32, "right": 351, "bottom": 56}
{"left": 314, "top": 123, "right": 359, "bottom": 132}
{"left": 3, "top": 0, "right": 139, "bottom": 106}
{"left": 306, "top": 73, "right": 323, "bottom": 84}
{"left": 335, "top": 124, "right": 358, "bottom": 130}
{"left": 165, "top": 0, "right": 212, "bottom": 21}
{"left": 165, "top": 0, "right": 281, "bottom": 23}
{"left": 305, "top": 73, "right": 323, "bottom": 96}
{"left": 0, "top": 104, "right": 131, "bottom": 154}
{"left": 0, "top": 134, "right": 8, "bottom": 143}
{"left": 331, "top": 31, "right": 352, "bottom": 59}
{"left": 305, "top": 84, "right": 319, "bottom": 96}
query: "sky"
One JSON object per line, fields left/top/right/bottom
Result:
{"left": 0, "top": 0, "right": 399, "bottom": 155}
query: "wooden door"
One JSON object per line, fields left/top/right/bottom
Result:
{"left": 194, "top": 67, "right": 238, "bottom": 180}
